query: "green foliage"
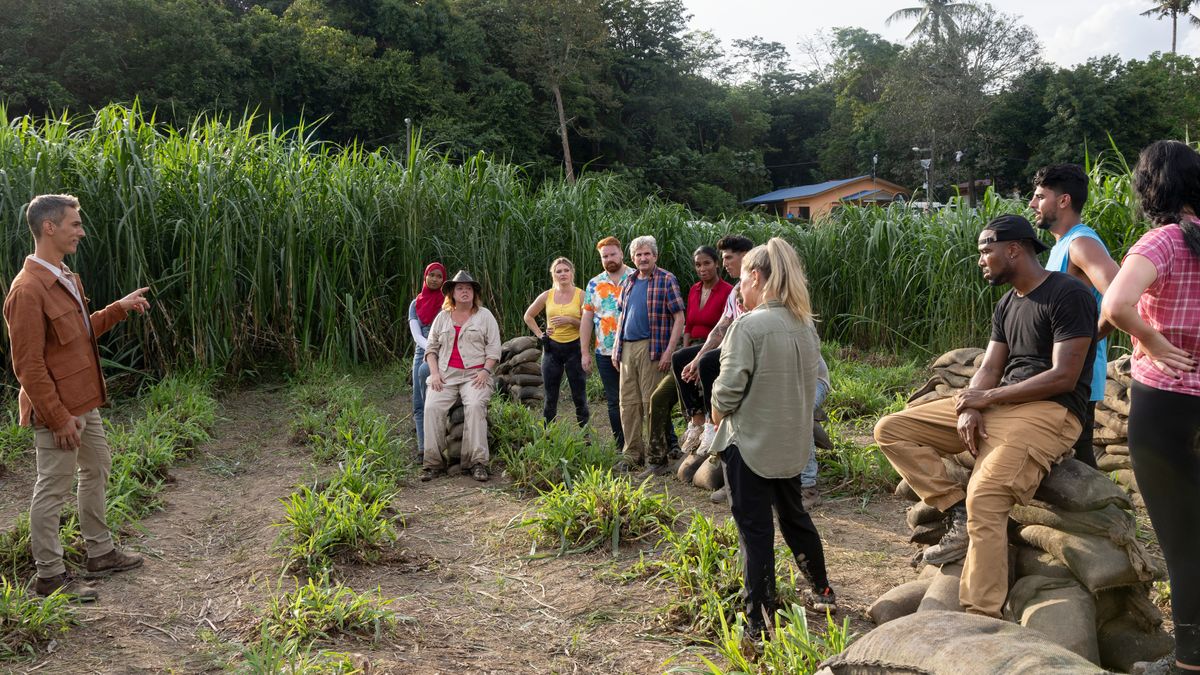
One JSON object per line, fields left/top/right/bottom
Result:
{"left": 670, "top": 604, "right": 854, "bottom": 675}
{"left": 279, "top": 486, "right": 398, "bottom": 578}
{"left": 256, "top": 576, "right": 397, "bottom": 644}
{"left": 821, "top": 343, "right": 923, "bottom": 423}
{"left": 487, "top": 397, "right": 544, "bottom": 457}
{"left": 0, "top": 412, "right": 31, "bottom": 475}
{"left": 0, "top": 577, "right": 77, "bottom": 661}
{"left": 818, "top": 425, "right": 899, "bottom": 499}
{"left": 237, "top": 629, "right": 364, "bottom": 675}
{"left": 496, "top": 419, "right": 618, "bottom": 493}
{"left": 523, "top": 468, "right": 678, "bottom": 556}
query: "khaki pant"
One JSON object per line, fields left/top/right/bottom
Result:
{"left": 31, "top": 408, "right": 114, "bottom": 578}
{"left": 423, "top": 368, "right": 493, "bottom": 470}
{"left": 618, "top": 339, "right": 667, "bottom": 464}
{"left": 874, "top": 397, "right": 1079, "bottom": 617}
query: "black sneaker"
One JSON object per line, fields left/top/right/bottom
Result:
{"left": 807, "top": 586, "right": 837, "bottom": 613}
{"left": 923, "top": 502, "right": 969, "bottom": 565}
{"left": 420, "top": 467, "right": 445, "bottom": 482}
{"left": 635, "top": 463, "right": 670, "bottom": 481}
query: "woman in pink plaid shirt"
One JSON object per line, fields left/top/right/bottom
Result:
{"left": 1102, "top": 140, "right": 1200, "bottom": 675}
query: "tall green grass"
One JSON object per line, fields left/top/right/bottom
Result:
{"left": 0, "top": 104, "right": 1159, "bottom": 374}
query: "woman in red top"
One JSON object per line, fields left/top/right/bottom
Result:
{"left": 640, "top": 247, "right": 732, "bottom": 479}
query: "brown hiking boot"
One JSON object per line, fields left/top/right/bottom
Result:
{"left": 34, "top": 574, "right": 99, "bottom": 602}
{"left": 472, "top": 464, "right": 489, "bottom": 482}
{"left": 84, "top": 548, "right": 144, "bottom": 577}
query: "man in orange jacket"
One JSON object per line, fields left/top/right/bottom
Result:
{"left": 4, "top": 194, "right": 151, "bottom": 601}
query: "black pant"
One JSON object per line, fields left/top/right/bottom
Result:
{"left": 673, "top": 347, "right": 722, "bottom": 418}
{"left": 1129, "top": 380, "right": 1200, "bottom": 666}
{"left": 722, "top": 443, "right": 829, "bottom": 626}
{"left": 596, "top": 350, "right": 622, "bottom": 446}
{"left": 542, "top": 338, "right": 589, "bottom": 426}
{"left": 1071, "top": 401, "right": 1098, "bottom": 468}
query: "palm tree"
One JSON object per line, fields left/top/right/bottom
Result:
{"left": 886, "top": 0, "right": 983, "bottom": 44}
{"left": 1140, "top": 0, "right": 1200, "bottom": 54}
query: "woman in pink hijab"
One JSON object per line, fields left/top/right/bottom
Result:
{"left": 409, "top": 262, "right": 446, "bottom": 460}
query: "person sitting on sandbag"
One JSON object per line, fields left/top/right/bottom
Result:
{"left": 874, "top": 214, "right": 1097, "bottom": 619}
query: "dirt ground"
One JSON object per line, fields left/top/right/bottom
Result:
{"left": 6, "top": 385, "right": 919, "bottom": 674}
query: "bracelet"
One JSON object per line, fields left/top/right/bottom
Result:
{"left": 483, "top": 367, "right": 493, "bottom": 374}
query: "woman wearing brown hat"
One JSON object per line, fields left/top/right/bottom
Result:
{"left": 421, "top": 270, "right": 502, "bottom": 482}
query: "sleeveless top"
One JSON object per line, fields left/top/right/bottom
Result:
{"left": 1046, "top": 223, "right": 1107, "bottom": 401}
{"left": 546, "top": 287, "right": 583, "bottom": 343}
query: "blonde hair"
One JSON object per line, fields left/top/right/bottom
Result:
{"left": 742, "top": 238, "right": 816, "bottom": 324}
{"left": 549, "top": 256, "right": 575, "bottom": 278}
{"left": 442, "top": 284, "right": 482, "bottom": 311}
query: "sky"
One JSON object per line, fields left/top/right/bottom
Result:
{"left": 682, "top": 0, "right": 1200, "bottom": 69}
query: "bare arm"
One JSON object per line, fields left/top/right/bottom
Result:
{"left": 968, "top": 341, "right": 1007, "bottom": 390}
{"left": 1071, "top": 237, "right": 1121, "bottom": 339}
{"left": 659, "top": 310, "right": 686, "bottom": 371}
{"left": 957, "top": 336, "right": 1092, "bottom": 409}
{"left": 523, "top": 291, "right": 549, "bottom": 336}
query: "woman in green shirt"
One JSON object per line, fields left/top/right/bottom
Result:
{"left": 711, "top": 238, "right": 837, "bottom": 639}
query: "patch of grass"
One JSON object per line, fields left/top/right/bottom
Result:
{"left": 669, "top": 603, "right": 854, "bottom": 674}
{"left": 278, "top": 486, "right": 398, "bottom": 578}
{"left": 497, "top": 419, "right": 618, "bottom": 493}
{"left": 523, "top": 467, "right": 679, "bottom": 556}
{"left": 256, "top": 576, "right": 398, "bottom": 644}
{"left": 0, "top": 577, "right": 77, "bottom": 661}
{"left": 631, "top": 514, "right": 802, "bottom": 638}
{"left": 821, "top": 342, "right": 923, "bottom": 424}
{"left": 237, "top": 632, "right": 364, "bottom": 674}
{"left": 487, "top": 397, "right": 544, "bottom": 456}
{"left": 817, "top": 422, "right": 899, "bottom": 499}
{"left": 0, "top": 412, "right": 32, "bottom": 476}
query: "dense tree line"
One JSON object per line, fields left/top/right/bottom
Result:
{"left": 2, "top": 0, "right": 1198, "bottom": 214}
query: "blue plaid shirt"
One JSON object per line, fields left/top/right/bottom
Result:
{"left": 613, "top": 266, "right": 685, "bottom": 362}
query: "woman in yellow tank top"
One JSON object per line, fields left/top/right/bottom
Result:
{"left": 523, "top": 257, "right": 591, "bottom": 427}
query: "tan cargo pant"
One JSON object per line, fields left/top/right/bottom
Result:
{"left": 874, "top": 397, "right": 1079, "bottom": 617}
{"left": 31, "top": 408, "right": 114, "bottom": 578}
{"left": 423, "top": 367, "right": 493, "bottom": 470}
{"left": 617, "top": 339, "right": 667, "bottom": 464}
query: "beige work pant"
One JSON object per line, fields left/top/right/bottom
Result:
{"left": 423, "top": 367, "right": 493, "bottom": 470}
{"left": 874, "top": 397, "right": 1079, "bottom": 617}
{"left": 618, "top": 339, "right": 667, "bottom": 464}
{"left": 31, "top": 408, "right": 114, "bottom": 578}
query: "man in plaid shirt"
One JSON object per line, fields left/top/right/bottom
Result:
{"left": 613, "top": 235, "right": 685, "bottom": 471}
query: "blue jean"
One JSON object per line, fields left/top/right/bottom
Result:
{"left": 413, "top": 348, "right": 431, "bottom": 457}
{"left": 800, "top": 379, "right": 830, "bottom": 488}
{"left": 596, "top": 351, "right": 623, "bottom": 448}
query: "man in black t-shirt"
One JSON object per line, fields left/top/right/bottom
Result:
{"left": 874, "top": 214, "right": 1095, "bottom": 618}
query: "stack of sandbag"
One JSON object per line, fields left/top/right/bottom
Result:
{"left": 906, "top": 347, "right": 985, "bottom": 408}
{"left": 876, "top": 458, "right": 1169, "bottom": 671}
{"left": 493, "top": 336, "right": 545, "bottom": 408}
{"left": 1091, "top": 355, "right": 1139, "bottom": 505}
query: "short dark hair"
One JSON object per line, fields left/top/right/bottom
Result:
{"left": 1134, "top": 140, "right": 1200, "bottom": 257}
{"left": 1033, "top": 164, "right": 1088, "bottom": 214}
{"left": 716, "top": 235, "right": 754, "bottom": 253}
{"left": 26, "top": 194, "right": 80, "bottom": 239}
{"left": 693, "top": 245, "right": 719, "bottom": 264}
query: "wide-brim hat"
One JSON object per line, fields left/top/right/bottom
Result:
{"left": 442, "top": 269, "right": 482, "bottom": 296}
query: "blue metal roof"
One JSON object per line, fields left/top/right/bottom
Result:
{"left": 742, "top": 175, "right": 870, "bottom": 204}
{"left": 839, "top": 188, "right": 894, "bottom": 202}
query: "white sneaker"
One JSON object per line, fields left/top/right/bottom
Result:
{"left": 681, "top": 422, "right": 704, "bottom": 454}
{"left": 697, "top": 423, "right": 717, "bottom": 456}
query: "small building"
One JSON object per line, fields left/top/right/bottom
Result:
{"left": 743, "top": 175, "right": 910, "bottom": 220}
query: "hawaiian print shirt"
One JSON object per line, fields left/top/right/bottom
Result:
{"left": 582, "top": 266, "right": 633, "bottom": 355}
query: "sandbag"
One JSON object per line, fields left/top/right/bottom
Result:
{"left": 513, "top": 361, "right": 542, "bottom": 375}
{"left": 1009, "top": 502, "right": 1137, "bottom": 545}
{"left": 1033, "top": 459, "right": 1132, "bottom": 512}
{"left": 448, "top": 406, "right": 465, "bottom": 426}
{"left": 932, "top": 347, "right": 985, "bottom": 369}
{"left": 447, "top": 422, "right": 464, "bottom": 441}
{"left": 941, "top": 458, "right": 971, "bottom": 487}
{"left": 941, "top": 362, "right": 979, "bottom": 379}
{"left": 910, "top": 521, "right": 948, "bottom": 546}
{"left": 906, "top": 502, "right": 944, "bottom": 529}
{"left": 506, "top": 347, "right": 541, "bottom": 367}
{"left": 692, "top": 458, "right": 724, "bottom": 490}
{"left": 510, "top": 385, "right": 544, "bottom": 400}
{"left": 1097, "top": 616, "right": 1174, "bottom": 673}
{"left": 1103, "top": 444, "right": 1129, "bottom": 456}
{"left": 917, "top": 563, "right": 963, "bottom": 613}
{"left": 1015, "top": 524, "right": 1162, "bottom": 592}
{"left": 1094, "top": 584, "right": 1162, "bottom": 632}
{"left": 444, "top": 438, "right": 462, "bottom": 462}
{"left": 500, "top": 373, "right": 544, "bottom": 387}
{"left": 950, "top": 451, "right": 975, "bottom": 470}
{"left": 941, "top": 373, "right": 970, "bottom": 389}
{"left": 676, "top": 453, "right": 706, "bottom": 483}
{"left": 1093, "top": 426, "right": 1127, "bottom": 445}
{"left": 1103, "top": 379, "right": 1123, "bottom": 400}
{"left": 1094, "top": 409, "right": 1127, "bottom": 436}
{"left": 1004, "top": 575, "right": 1099, "bottom": 664}
{"left": 907, "top": 376, "right": 943, "bottom": 404}
{"left": 819, "top": 610, "right": 1106, "bottom": 675}
{"left": 1095, "top": 452, "right": 1130, "bottom": 472}
{"left": 501, "top": 335, "right": 540, "bottom": 360}
{"left": 868, "top": 578, "right": 934, "bottom": 625}
{"left": 1103, "top": 396, "right": 1131, "bottom": 417}
{"left": 894, "top": 479, "right": 920, "bottom": 502}
{"left": 1014, "top": 545, "right": 1075, "bottom": 580}
{"left": 1113, "top": 469, "right": 1138, "bottom": 493}
{"left": 908, "top": 389, "right": 949, "bottom": 408}
{"left": 814, "top": 421, "right": 833, "bottom": 450}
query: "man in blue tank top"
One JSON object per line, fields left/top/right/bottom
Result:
{"left": 1029, "top": 164, "right": 1120, "bottom": 468}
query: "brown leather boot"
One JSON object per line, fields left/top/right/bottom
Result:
{"left": 84, "top": 548, "right": 144, "bottom": 577}
{"left": 34, "top": 574, "right": 99, "bottom": 602}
